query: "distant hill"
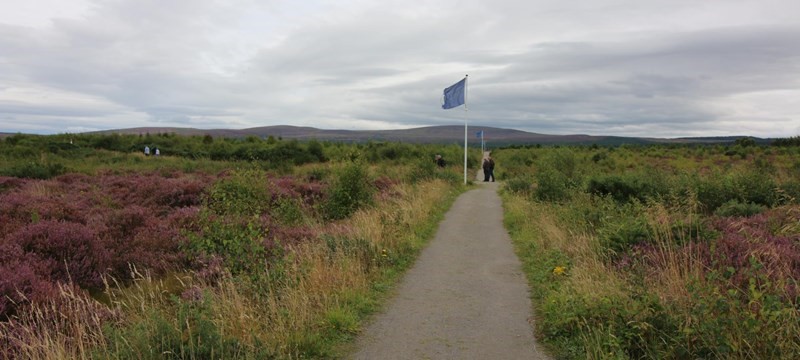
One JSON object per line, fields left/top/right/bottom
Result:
{"left": 83, "top": 125, "right": 766, "bottom": 145}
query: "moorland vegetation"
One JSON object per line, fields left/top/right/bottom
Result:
{"left": 2, "top": 131, "right": 799, "bottom": 359}
{"left": 498, "top": 139, "right": 800, "bottom": 358}
{"left": 0, "top": 132, "right": 475, "bottom": 358}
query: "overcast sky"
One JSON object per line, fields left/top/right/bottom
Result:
{"left": 1, "top": 0, "right": 798, "bottom": 138}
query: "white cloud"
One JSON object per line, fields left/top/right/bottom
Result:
{"left": 0, "top": 0, "right": 799, "bottom": 137}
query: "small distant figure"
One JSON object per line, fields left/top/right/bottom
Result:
{"left": 155, "top": 148, "right": 160, "bottom": 156}
{"left": 144, "top": 146, "right": 150, "bottom": 156}
{"left": 435, "top": 154, "right": 446, "bottom": 168}
{"left": 483, "top": 156, "right": 495, "bottom": 182}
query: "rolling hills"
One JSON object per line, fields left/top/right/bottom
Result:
{"left": 90, "top": 125, "right": 762, "bottom": 145}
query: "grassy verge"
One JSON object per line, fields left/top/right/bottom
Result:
{"left": 495, "top": 143, "right": 800, "bottom": 359}
{"left": 502, "top": 191, "right": 800, "bottom": 359}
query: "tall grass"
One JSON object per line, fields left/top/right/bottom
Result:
{"left": 499, "top": 144, "right": 800, "bottom": 359}
{"left": 0, "top": 283, "right": 114, "bottom": 360}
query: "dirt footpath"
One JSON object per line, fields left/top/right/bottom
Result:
{"left": 350, "top": 182, "right": 550, "bottom": 359}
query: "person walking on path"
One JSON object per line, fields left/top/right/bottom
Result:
{"left": 482, "top": 156, "right": 495, "bottom": 182}
{"left": 351, "top": 183, "right": 549, "bottom": 359}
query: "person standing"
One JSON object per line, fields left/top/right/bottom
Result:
{"left": 483, "top": 156, "right": 495, "bottom": 182}
{"left": 435, "top": 154, "right": 446, "bottom": 168}
{"left": 144, "top": 146, "right": 150, "bottom": 156}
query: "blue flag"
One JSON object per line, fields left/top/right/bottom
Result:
{"left": 442, "top": 78, "right": 466, "bottom": 109}
{"left": 476, "top": 131, "right": 483, "bottom": 138}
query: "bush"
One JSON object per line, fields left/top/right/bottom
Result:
{"left": 185, "top": 213, "right": 269, "bottom": 275}
{"left": 733, "top": 170, "right": 777, "bottom": 207}
{"left": 590, "top": 151, "right": 608, "bottom": 163}
{"left": 695, "top": 174, "right": 739, "bottom": 213}
{"left": 205, "top": 169, "right": 271, "bottom": 217}
{"left": 779, "top": 180, "right": 800, "bottom": 204}
{"left": 1, "top": 162, "right": 66, "bottom": 180}
{"left": 586, "top": 172, "right": 669, "bottom": 203}
{"left": 324, "top": 162, "right": 374, "bottom": 220}
{"left": 406, "top": 157, "right": 437, "bottom": 184}
{"left": 504, "top": 177, "right": 533, "bottom": 195}
{"left": 714, "top": 200, "right": 766, "bottom": 217}
{"left": 532, "top": 148, "right": 583, "bottom": 202}
{"left": 534, "top": 168, "right": 572, "bottom": 202}
{"left": 599, "top": 216, "right": 651, "bottom": 256}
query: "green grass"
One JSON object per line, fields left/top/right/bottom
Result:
{"left": 497, "top": 144, "right": 800, "bottom": 359}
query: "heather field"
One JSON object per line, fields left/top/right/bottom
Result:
{"left": 3, "top": 132, "right": 800, "bottom": 359}
{"left": 0, "top": 133, "right": 473, "bottom": 359}
{"left": 497, "top": 140, "right": 800, "bottom": 359}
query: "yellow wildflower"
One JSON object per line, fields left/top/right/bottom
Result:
{"left": 552, "top": 266, "right": 566, "bottom": 276}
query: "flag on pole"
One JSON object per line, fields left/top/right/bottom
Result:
{"left": 476, "top": 130, "right": 483, "bottom": 138}
{"left": 442, "top": 78, "right": 466, "bottom": 109}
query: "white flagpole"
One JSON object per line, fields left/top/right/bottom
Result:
{"left": 463, "top": 74, "right": 468, "bottom": 185}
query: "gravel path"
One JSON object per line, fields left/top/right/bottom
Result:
{"left": 350, "top": 180, "right": 550, "bottom": 359}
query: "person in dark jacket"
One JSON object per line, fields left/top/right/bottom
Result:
{"left": 435, "top": 154, "right": 446, "bottom": 168}
{"left": 482, "top": 156, "right": 495, "bottom": 182}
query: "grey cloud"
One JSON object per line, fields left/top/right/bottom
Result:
{"left": 1, "top": 1, "right": 799, "bottom": 137}
{"left": 0, "top": 101, "right": 114, "bottom": 117}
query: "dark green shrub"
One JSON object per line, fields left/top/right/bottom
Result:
{"left": 531, "top": 148, "right": 583, "bottom": 202}
{"left": 779, "top": 181, "right": 800, "bottom": 203}
{"left": 307, "top": 139, "right": 326, "bottom": 162}
{"left": 586, "top": 172, "right": 669, "bottom": 203}
{"left": 599, "top": 216, "right": 651, "bottom": 256}
{"left": 590, "top": 151, "right": 608, "bottom": 163}
{"left": 205, "top": 169, "right": 271, "bottom": 217}
{"left": 186, "top": 214, "right": 268, "bottom": 275}
{"left": 733, "top": 170, "right": 777, "bottom": 207}
{"left": 534, "top": 168, "right": 572, "bottom": 202}
{"left": 714, "top": 200, "right": 766, "bottom": 217}
{"left": 544, "top": 148, "right": 578, "bottom": 180}
{"left": 734, "top": 137, "right": 757, "bottom": 147}
{"left": 504, "top": 177, "right": 533, "bottom": 195}
{"left": 695, "top": 175, "right": 739, "bottom": 213}
{"left": 273, "top": 197, "right": 306, "bottom": 226}
{"left": 1, "top": 162, "right": 66, "bottom": 179}
{"left": 323, "top": 162, "right": 373, "bottom": 220}
{"left": 696, "top": 169, "right": 778, "bottom": 212}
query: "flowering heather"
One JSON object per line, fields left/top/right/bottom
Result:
{"left": 271, "top": 175, "right": 326, "bottom": 207}
{"left": 0, "top": 242, "right": 58, "bottom": 319}
{"left": 88, "top": 205, "right": 188, "bottom": 277}
{"left": 1, "top": 221, "right": 105, "bottom": 319}
{"left": 0, "top": 176, "right": 26, "bottom": 193}
{"left": 0, "top": 171, "right": 214, "bottom": 319}
{"left": 95, "top": 172, "right": 211, "bottom": 213}
{"left": 0, "top": 184, "right": 86, "bottom": 235}
{"left": 11, "top": 220, "right": 107, "bottom": 288}
{"left": 706, "top": 208, "right": 800, "bottom": 298}
{"left": 629, "top": 207, "right": 800, "bottom": 299}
